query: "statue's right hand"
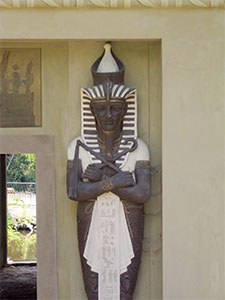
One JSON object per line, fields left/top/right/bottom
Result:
{"left": 111, "top": 171, "right": 135, "bottom": 189}
{"left": 82, "top": 164, "right": 103, "bottom": 182}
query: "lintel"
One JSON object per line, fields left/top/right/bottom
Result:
{"left": 0, "top": 0, "right": 224, "bottom": 9}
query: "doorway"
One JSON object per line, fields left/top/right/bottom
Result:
{"left": 7, "top": 153, "right": 37, "bottom": 263}
{"left": 0, "top": 153, "right": 37, "bottom": 300}
{"left": 0, "top": 135, "right": 58, "bottom": 300}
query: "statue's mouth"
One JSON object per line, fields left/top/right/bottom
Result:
{"left": 104, "top": 120, "right": 114, "bottom": 125}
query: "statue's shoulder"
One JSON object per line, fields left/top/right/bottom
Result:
{"left": 67, "top": 136, "right": 82, "bottom": 160}
{"left": 136, "top": 138, "right": 150, "bottom": 161}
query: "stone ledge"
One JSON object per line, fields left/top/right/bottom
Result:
{"left": 0, "top": 0, "right": 224, "bottom": 9}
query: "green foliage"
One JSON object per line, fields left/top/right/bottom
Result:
{"left": 7, "top": 153, "right": 36, "bottom": 183}
{"left": 7, "top": 202, "right": 37, "bottom": 262}
{"left": 8, "top": 197, "right": 36, "bottom": 229}
{"left": 7, "top": 212, "right": 21, "bottom": 243}
{"left": 8, "top": 231, "right": 36, "bottom": 262}
{"left": 8, "top": 196, "right": 25, "bottom": 208}
{"left": 7, "top": 153, "right": 36, "bottom": 192}
{"left": 6, "top": 154, "right": 37, "bottom": 261}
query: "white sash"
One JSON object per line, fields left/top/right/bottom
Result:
{"left": 84, "top": 192, "right": 134, "bottom": 300}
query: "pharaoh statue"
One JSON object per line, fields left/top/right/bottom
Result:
{"left": 67, "top": 43, "right": 151, "bottom": 300}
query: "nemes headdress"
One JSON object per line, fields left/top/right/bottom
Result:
{"left": 81, "top": 42, "right": 137, "bottom": 168}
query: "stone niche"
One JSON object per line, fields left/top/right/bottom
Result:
{"left": 67, "top": 40, "right": 162, "bottom": 300}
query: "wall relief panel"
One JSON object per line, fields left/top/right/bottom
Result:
{"left": 0, "top": 48, "right": 41, "bottom": 128}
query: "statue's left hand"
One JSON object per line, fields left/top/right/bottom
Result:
{"left": 82, "top": 164, "right": 103, "bottom": 182}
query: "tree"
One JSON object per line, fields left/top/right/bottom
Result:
{"left": 7, "top": 154, "right": 36, "bottom": 190}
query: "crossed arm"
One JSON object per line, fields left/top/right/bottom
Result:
{"left": 67, "top": 160, "right": 151, "bottom": 204}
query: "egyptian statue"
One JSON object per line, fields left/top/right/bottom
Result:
{"left": 67, "top": 43, "right": 151, "bottom": 300}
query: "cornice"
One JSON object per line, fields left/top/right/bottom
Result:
{"left": 0, "top": 0, "right": 224, "bottom": 8}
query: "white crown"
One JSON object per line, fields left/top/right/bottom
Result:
{"left": 97, "top": 43, "right": 119, "bottom": 73}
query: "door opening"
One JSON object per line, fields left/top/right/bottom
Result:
{"left": 7, "top": 153, "right": 37, "bottom": 263}
{"left": 0, "top": 153, "right": 37, "bottom": 300}
{"left": 0, "top": 134, "right": 58, "bottom": 300}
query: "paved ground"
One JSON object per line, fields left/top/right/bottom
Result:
{"left": 0, "top": 265, "right": 37, "bottom": 300}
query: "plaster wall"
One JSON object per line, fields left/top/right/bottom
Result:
{"left": 0, "top": 7, "right": 224, "bottom": 300}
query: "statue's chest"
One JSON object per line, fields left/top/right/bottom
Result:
{"left": 95, "top": 163, "right": 118, "bottom": 178}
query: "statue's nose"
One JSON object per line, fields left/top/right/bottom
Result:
{"left": 106, "top": 105, "right": 112, "bottom": 118}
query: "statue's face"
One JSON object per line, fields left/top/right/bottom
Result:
{"left": 90, "top": 100, "right": 127, "bottom": 133}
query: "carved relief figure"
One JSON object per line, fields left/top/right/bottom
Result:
{"left": 67, "top": 43, "right": 151, "bottom": 300}
{"left": 0, "top": 49, "right": 41, "bottom": 127}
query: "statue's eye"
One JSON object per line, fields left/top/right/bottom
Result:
{"left": 113, "top": 106, "right": 122, "bottom": 111}
{"left": 111, "top": 103, "right": 123, "bottom": 112}
{"left": 93, "top": 104, "right": 105, "bottom": 112}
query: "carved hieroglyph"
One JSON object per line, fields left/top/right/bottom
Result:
{"left": 0, "top": 0, "right": 223, "bottom": 8}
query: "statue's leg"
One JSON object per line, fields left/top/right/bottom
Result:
{"left": 120, "top": 202, "right": 145, "bottom": 300}
{"left": 77, "top": 202, "right": 98, "bottom": 300}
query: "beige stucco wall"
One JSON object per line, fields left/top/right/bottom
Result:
{"left": 0, "top": 7, "right": 224, "bottom": 300}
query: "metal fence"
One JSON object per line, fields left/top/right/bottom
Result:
{"left": 7, "top": 182, "right": 36, "bottom": 210}
{"left": 7, "top": 182, "right": 36, "bottom": 193}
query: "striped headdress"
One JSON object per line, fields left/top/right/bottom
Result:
{"left": 81, "top": 82, "right": 137, "bottom": 168}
